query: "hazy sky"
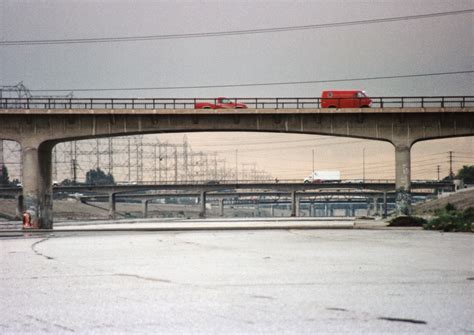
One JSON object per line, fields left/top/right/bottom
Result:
{"left": 1, "top": 0, "right": 473, "bottom": 181}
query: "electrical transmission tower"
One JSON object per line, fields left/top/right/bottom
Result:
{"left": 1, "top": 82, "right": 273, "bottom": 184}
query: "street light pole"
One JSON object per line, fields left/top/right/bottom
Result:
{"left": 363, "top": 147, "right": 366, "bottom": 182}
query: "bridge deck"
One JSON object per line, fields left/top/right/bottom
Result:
{"left": 1, "top": 107, "right": 473, "bottom": 115}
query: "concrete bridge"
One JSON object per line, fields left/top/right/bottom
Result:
{"left": 0, "top": 96, "right": 473, "bottom": 228}
{"left": 0, "top": 181, "right": 445, "bottom": 221}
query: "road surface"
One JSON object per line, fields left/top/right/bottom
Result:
{"left": 1, "top": 222, "right": 472, "bottom": 334}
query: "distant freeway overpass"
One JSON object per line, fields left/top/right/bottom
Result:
{"left": 0, "top": 96, "right": 472, "bottom": 228}
{"left": 0, "top": 180, "right": 450, "bottom": 220}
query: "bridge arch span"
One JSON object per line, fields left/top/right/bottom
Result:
{"left": 1, "top": 107, "right": 472, "bottom": 228}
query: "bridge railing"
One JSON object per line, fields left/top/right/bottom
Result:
{"left": 1, "top": 96, "right": 473, "bottom": 110}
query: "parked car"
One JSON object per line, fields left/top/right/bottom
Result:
{"left": 321, "top": 90, "right": 372, "bottom": 108}
{"left": 194, "top": 97, "right": 247, "bottom": 109}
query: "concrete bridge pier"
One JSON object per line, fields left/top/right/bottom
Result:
{"left": 373, "top": 197, "right": 379, "bottom": 216}
{"left": 108, "top": 193, "right": 116, "bottom": 219}
{"left": 142, "top": 200, "right": 149, "bottom": 218}
{"left": 395, "top": 145, "right": 412, "bottom": 215}
{"left": 328, "top": 204, "right": 333, "bottom": 217}
{"left": 350, "top": 204, "right": 355, "bottom": 217}
{"left": 21, "top": 141, "right": 54, "bottom": 229}
{"left": 199, "top": 191, "right": 207, "bottom": 218}
{"left": 219, "top": 198, "right": 224, "bottom": 217}
{"left": 347, "top": 204, "right": 352, "bottom": 217}
{"left": 290, "top": 191, "right": 297, "bottom": 217}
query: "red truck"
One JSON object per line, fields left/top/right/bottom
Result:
{"left": 194, "top": 97, "right": 247, "bottom": 109}
{"left": 321, "top": 90, "right": 372, "bottom": 108}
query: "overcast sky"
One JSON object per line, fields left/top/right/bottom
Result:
{"left": 1, "top": 0, "right": 473, "bottom": 181}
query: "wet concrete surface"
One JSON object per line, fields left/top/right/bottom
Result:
{"left": 0, "top": 223, "right": 472, "bottom": 334}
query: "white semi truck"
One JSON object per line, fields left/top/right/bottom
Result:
{"left": 304, "top": 170, "right": 341, "bottom": 183}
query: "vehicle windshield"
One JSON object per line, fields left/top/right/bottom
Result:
{"left": 221, "top": 98, "right": 231, "bottom": 103}
{"left": 356, "top": 92, "right": 367, "bottom": 98}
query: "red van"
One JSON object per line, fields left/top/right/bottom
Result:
{"left": 321, "top": 90, "right": 372, "bottom": 108}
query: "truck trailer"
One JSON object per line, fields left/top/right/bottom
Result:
{"left": 304, "top": 170, "right": 341, "bottom": 183}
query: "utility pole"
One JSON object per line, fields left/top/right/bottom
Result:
{"left": 108, "top": 138, "right": 113, "bottom": 177}
{"left": 163, "top": 144, "right": 168, "bottom": 183}
{"left": 312, "top": 149, "right": 315, "bottom": 172}
{"left": 362, "top": 147, "right": 366, "bottom": 182}
{"left": 183, "top": 136, "right": 188, "bottom": 181}
{"left": 96, "top": 138, "right": 100, "bottom": 170}
{"left": 437, "top": 165, "right": 440, "bottom": 181}
{"left": 449, "top": 151, "right": 454, "bottom": 179}
{"left": 235, "top": 149, "right": 238, "bottom": 182}
{"left": 127, "top": 137, "right": 131, "bottom": 182}
{"left": 173, "top": 145, "right": 178, "bottom": 183}
{"left": 71, "top": 141, "right": 77, "bottom": 184}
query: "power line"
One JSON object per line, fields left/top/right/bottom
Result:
{"left": 29, "top": 70, "right": 474, "bottom": 92}
{"left": 2, "top": 9, "right": 472, "bottom": 46}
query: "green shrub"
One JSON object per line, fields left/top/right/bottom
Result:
{"left": 388, "top": 216, "right": 427, "bottom": 227}
{"left": 423, "top": 206, "right": 473, "bottom": 232}
{"left": 444, "top": 202, "right": 457, "bottom": 212}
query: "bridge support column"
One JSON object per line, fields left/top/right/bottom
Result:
{"left": 199, "top": 191, "right": 207, "bottom": 218}
{"left": 108, "top": 193, "right": 116, "bottom": 219}
{"left": 290, "top": 191, "right": 297, "bottom": 217}
{"left": 142, "top": 200, "right": 149, "bottom": 218}
{"left": 21, "top": 142, "right": 54, "bottom": 229}
{"left": 373, "top": 197, "right": 379, "bottom": 216}
{"left": 395, "top": 145, "right": 412, "bottom": 215}
{"left": 219, "top": 198, "right": 224, "bottom": 217}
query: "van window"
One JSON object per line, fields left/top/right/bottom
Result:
{"left": 356, "top": 92, "right": 366, "bottom": 98}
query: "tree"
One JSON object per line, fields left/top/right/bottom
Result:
{"left": 457, "top": 165, "right": 474, "bottom": 184}
{"left": 85, "top": 168, "right": 115, "bottom": 185}
{"left": 0, "top": 165, "right": 10, "bottom": 186}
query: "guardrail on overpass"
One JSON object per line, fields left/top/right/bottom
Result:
{"left": 0, "top": 180, "right": 454, "bottom": 196}
{"left": 1, "top": 96, "right": 473, "bottom": 110}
